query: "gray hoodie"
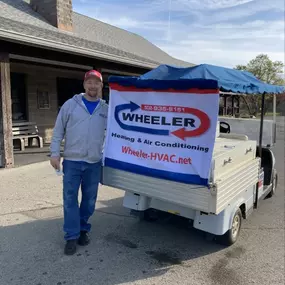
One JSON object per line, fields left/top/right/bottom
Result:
{"left": 50, "top": 93, "right": 108, "bottom": 163}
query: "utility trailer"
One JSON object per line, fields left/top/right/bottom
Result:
{"left": 101, "top": 64, "right": 283, "bottom": 246}
{"left": 103, "top": 130, "right": 276, "bottom": 245}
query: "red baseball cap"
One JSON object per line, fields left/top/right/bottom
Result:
{"left": 84, "top": 70, "right": 103, "bottom": 82}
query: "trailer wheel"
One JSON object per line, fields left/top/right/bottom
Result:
{"left": 218, "top": 208, "right": 242, "bottom": 246}
{"left": 266, "top": 172, "right": 278, "bottom": 198}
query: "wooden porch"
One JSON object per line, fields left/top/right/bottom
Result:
{"left": 0, "top": 40, "right": 151, "bottom": 168}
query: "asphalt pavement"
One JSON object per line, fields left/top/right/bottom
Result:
{"left": 0, "top": 117, "right": 284, "bottom": 285}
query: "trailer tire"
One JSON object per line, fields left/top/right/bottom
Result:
{"left": 266, "top": 172, "right": 278, "bottom": 198}
{"left": 218, "top": 208, "right": 242, "bottom": 246}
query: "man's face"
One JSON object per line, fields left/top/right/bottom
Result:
{"left": 83, "top": 77, "right": 103, "bottom": 98}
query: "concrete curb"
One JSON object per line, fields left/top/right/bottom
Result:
{"left": 0, "top": 160, "right": 50, "bottom": 172}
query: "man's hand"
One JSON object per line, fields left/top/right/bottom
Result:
{"left": 50, "top": 156, "right": 61, "bottom": 170}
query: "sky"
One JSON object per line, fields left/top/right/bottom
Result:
{"left": 73, "top": 0, "right": 284, "bottom": 68}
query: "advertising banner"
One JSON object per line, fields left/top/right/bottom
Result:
{"left": 103, "top": 77, "right": 219, "bottom": 186}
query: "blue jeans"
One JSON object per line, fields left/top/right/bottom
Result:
{"left": 62, "top": 160, "right": 101, "bottom": 241}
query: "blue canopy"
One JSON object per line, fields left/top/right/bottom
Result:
{"left": 139, "top": 64, "right": 285, "bottom": 95}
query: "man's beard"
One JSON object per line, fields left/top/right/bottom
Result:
{"left": 87, "top": 90, "right": 98, "bottom": 97}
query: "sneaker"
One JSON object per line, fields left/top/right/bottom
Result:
{"left": 64, "top": 239, "right": 77, "bottom": 255}
{"left": 77, "top": 231, "right": 90, "bottom": 246}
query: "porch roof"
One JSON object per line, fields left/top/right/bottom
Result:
{"left": 0, "top": 0, "right": 194, "bottom": 69}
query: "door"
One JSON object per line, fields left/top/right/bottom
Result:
{"left": 10, "top": 72, "right": 27, "bottom": 121}
{"left": 56, "top": 77, "right": 84, "bottom": 111}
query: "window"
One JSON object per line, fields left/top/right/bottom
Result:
{"left": 37, "top": 89, "right": 50, "bottom": 109}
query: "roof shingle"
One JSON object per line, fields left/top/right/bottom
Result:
{"left": 0, "top": 0, "right": 194, "bottom": 68}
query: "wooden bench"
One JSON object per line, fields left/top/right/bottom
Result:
{"left": 12, "top": 121, "right": 43, "bottom": 151}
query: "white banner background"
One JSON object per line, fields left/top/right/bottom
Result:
{"left": 103, "top": 88, "right": 219, "bottom": 185}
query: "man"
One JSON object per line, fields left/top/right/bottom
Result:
{"left": 50, "top": 70, "right": 108, "bottom": 255}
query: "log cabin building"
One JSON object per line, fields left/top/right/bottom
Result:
{"left": 0, "top": 0, "right": 193, "bottom": 168}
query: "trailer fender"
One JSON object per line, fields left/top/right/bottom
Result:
{"left": 270, "top": 149, "right": 276, "bottom": 167}
{"left": 228, "top": 198, "right": 247, "bottom": 231}
{"left": 193, "top": 198, "right": 248, "bottom": 236}
{"left": 269, "top": 150, "right": 277, "bottom": 182}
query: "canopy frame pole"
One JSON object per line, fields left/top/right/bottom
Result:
{"left": 258, "top": 93, "right": 265, "bottom": 158}
{"left": 255, "top": 92, "right": 266, "bottom": 209}
{"left": 273, "top": 94, "right": 277, "bottom": 144}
